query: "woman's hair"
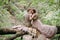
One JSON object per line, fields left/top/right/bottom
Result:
{"left": 27, "top": 8, "right": 36, "bottom": 13}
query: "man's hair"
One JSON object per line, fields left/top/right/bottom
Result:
{"left": 27, "top": 8, "right": 36, "bottom": 13}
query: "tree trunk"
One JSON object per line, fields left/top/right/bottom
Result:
{"left": 0, "top": 28, "right": 16, "bottom": 35}
{"left": 0, "top": 27, "right": 29, "bottom": 40}
{"left": 5, "top": 31, "right": 28, "bottom": 40}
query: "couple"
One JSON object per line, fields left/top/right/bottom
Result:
{"left": 13, "top": 8, "right": 57, "bottom": 40}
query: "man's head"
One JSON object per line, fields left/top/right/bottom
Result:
{"left": 27, "top": 8, "right": 36, "bottom": 14}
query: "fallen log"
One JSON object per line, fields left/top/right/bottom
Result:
{"left": 5, "top": 31, "right": 28, "bottom": 40}
{"left": 0, "top": 28, "right": 16, "bottom": 35}
{"left": 0, "top": 25, "right": 59, "bottom": 40}
{"left": 0, "top": 27, "right": 29, "bottom": 40}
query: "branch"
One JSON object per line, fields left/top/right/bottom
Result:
{"left": 5, "top": 31, "right": 28, "bottom": 40}
{"left": 25, "top": 0, "right": 33, "bottom": 10}
{"left": 0, "top": 27, "right": 29, "bottom": 40}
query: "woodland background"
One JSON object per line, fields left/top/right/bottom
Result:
{"left": 0, "top": 0, "right": 60, "bottom": 40}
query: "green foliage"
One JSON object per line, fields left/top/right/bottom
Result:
{"left": 15, "top": 12, "right": 24, "bottom": 21}
{"left": 0, "top": 0, "right": 9, "bottom": 6}
{"left": 0, "top": 9, "right": 12, "bottom": 27}
{"left": 0, "top": 0, "right": 60, "bottom": 40}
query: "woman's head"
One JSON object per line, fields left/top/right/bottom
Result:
{"left": 27, "top": 8, "right": 36, "bottom": 14}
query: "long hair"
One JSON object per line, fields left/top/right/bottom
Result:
{"left": 27, "top": 8, "right": 36, "bottom": 13}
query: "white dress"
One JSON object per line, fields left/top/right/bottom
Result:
{"left": 32, "top": 19, "right": 57, "bottom": 38}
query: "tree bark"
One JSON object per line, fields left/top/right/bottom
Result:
{"left": 0, "top": 28, "right": 16, "bottom": 35}
{"left": 5, "top": 31, "right": 28, "bottom": 40}
{"left": 0, "top": 28, "right": 28, "bottom": 40}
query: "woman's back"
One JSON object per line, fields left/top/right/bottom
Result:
{"left": 32, "top": 19, "right": 57, "bottom": 38}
